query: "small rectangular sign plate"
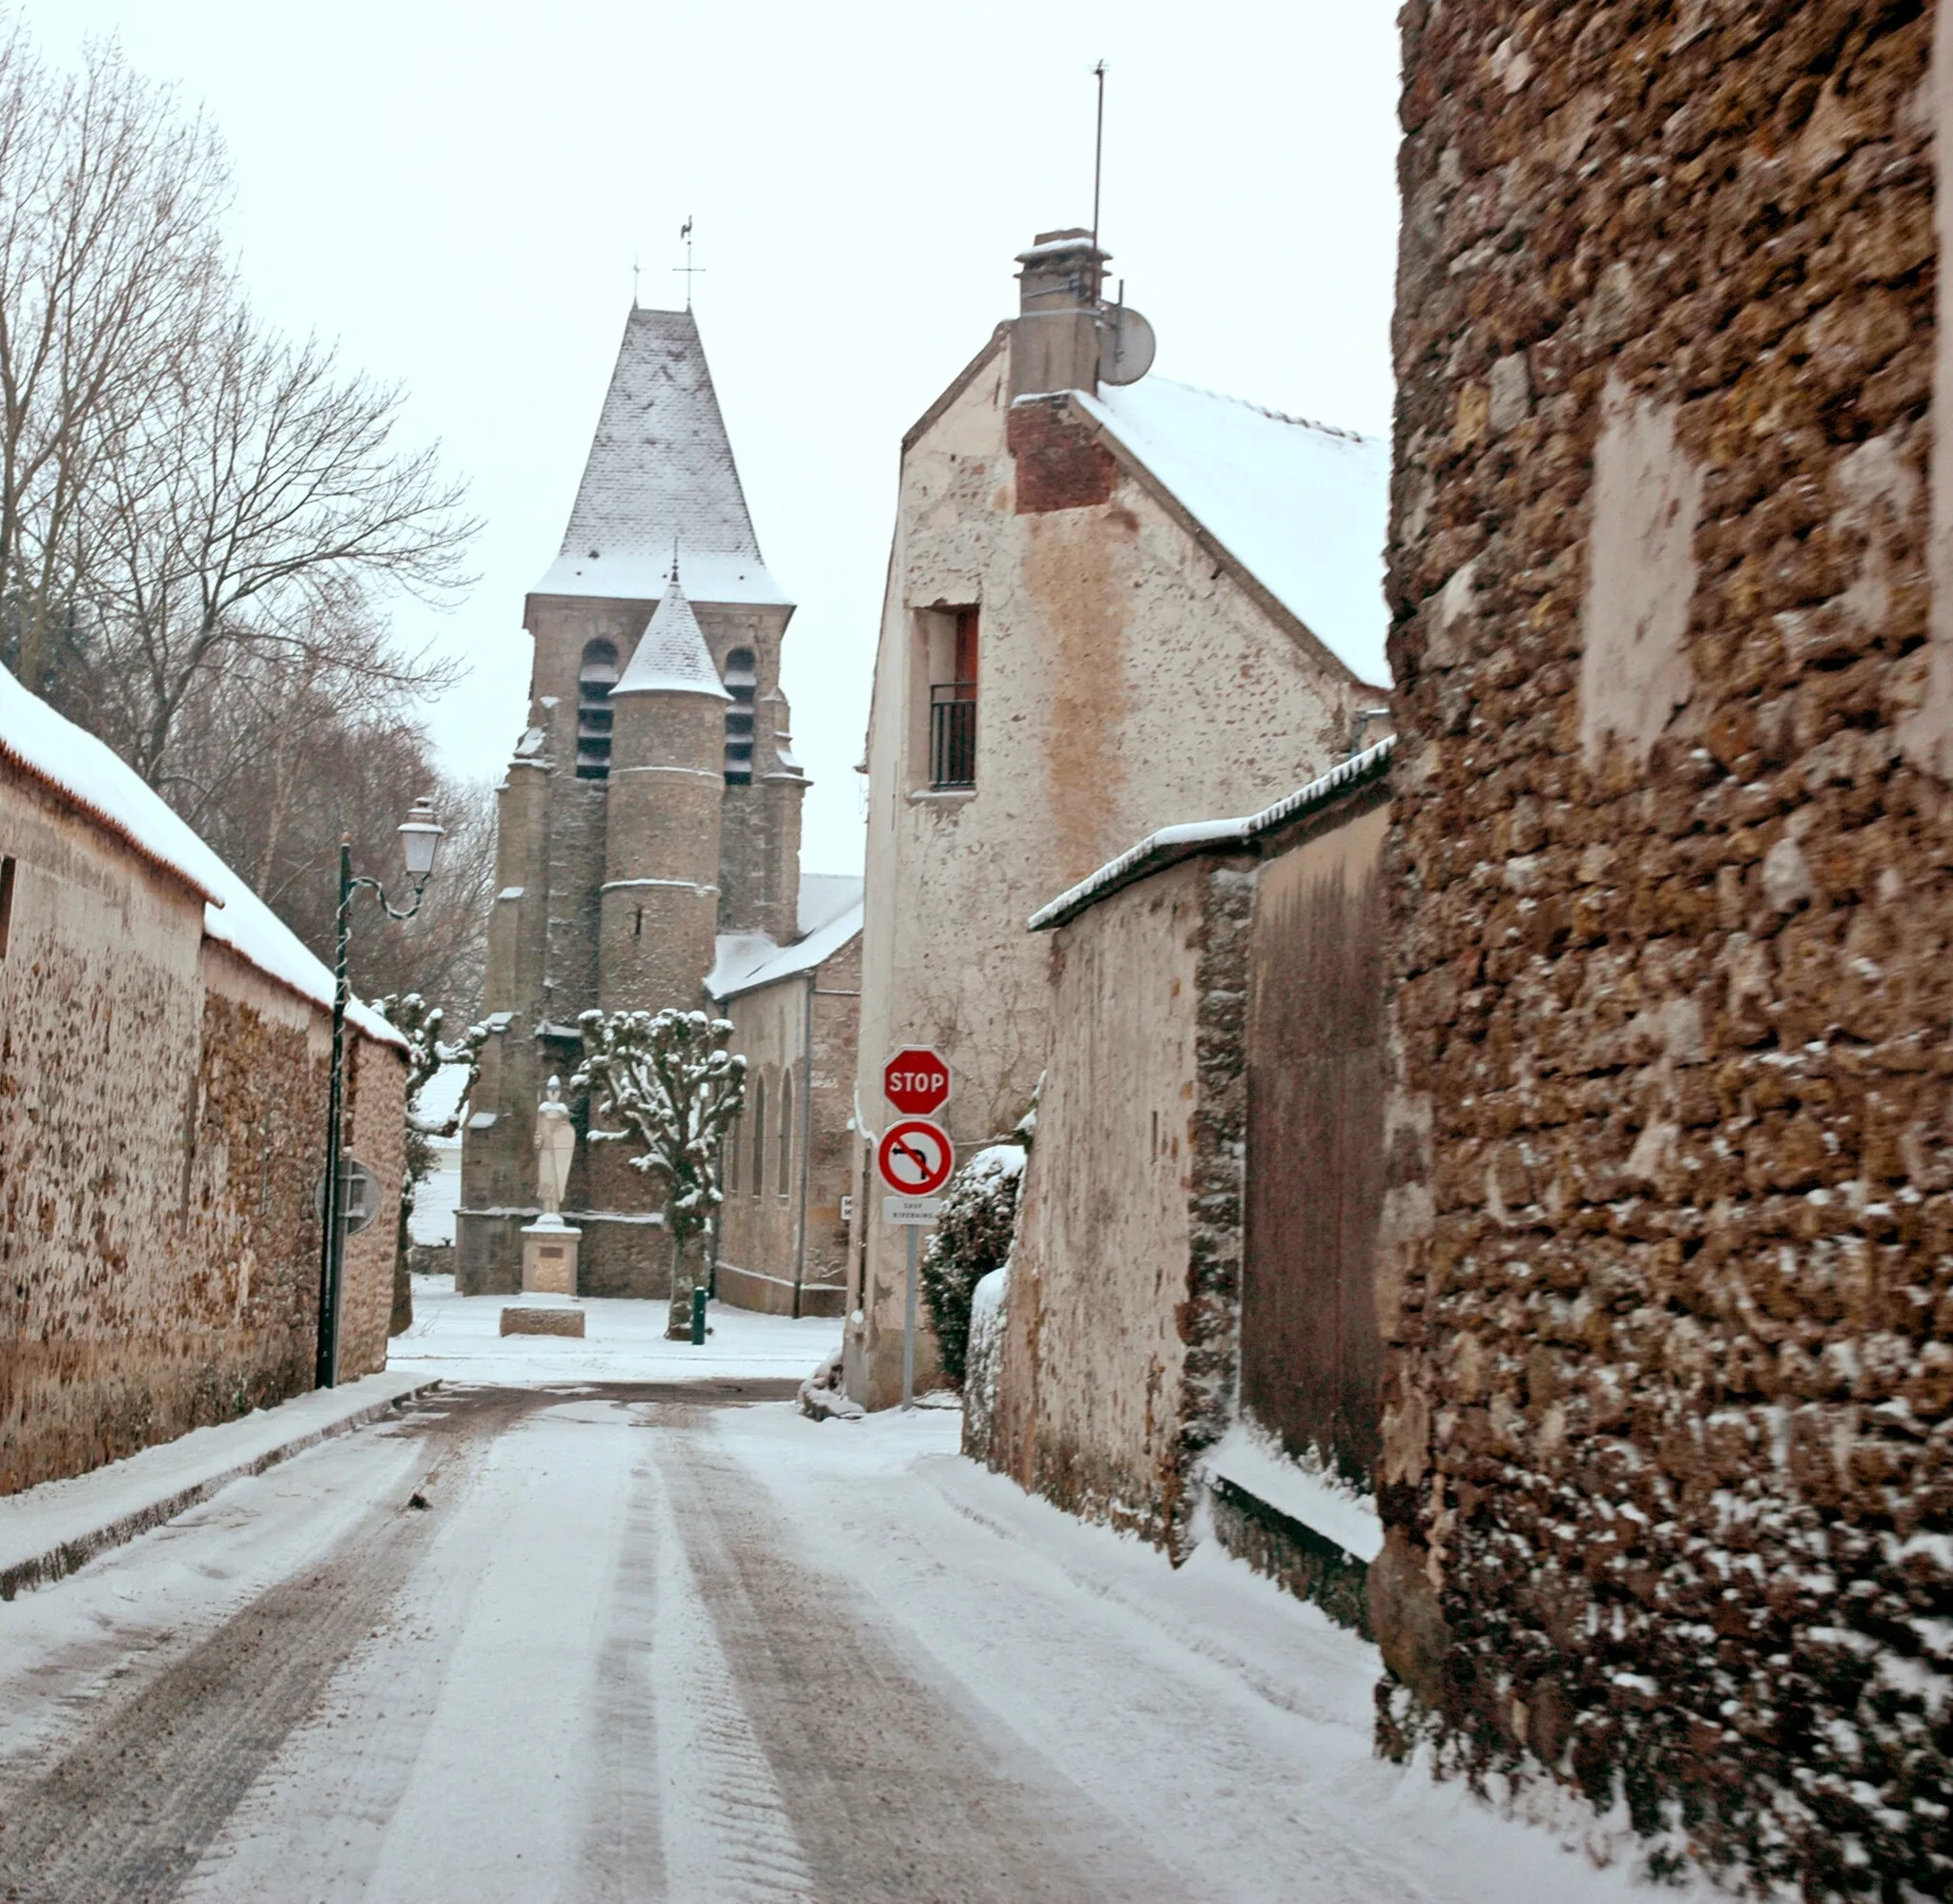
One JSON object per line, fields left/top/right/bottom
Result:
{"left": 884, "top": 1195, "right": 944, "bottom": 1225}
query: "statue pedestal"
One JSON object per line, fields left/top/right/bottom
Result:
{"left": 521, "top": 1218, "right": 580, "bottom": 1296}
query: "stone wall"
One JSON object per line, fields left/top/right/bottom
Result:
{"left": 1379, "top": 2, "right": 1950, "bottom": 1892}
{"left": 715, "top": 933, "right": 859, "bottom": 1318}
{"left": 993, "top": 857, "right": 1216, "bottom": 1546}
{"left": 0, "top": 765, "right": 401, "bottom": 1496}
{"left": 989, "top": 766, "right": 1390, "bottom": 1581}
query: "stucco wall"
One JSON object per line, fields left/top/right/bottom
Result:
{"left": 0, "top": 764, "right": 402, "bottom": 1496}
{"left": 1379, "top": 2, "right": 1950, "bottom": 1892}
{"left": 995, "top": 859, "right": 1205, "bottom": 1542}
{"left": 848, "top": 326, "right": 1374, "bottom": 1407}
{"left": 1242, "top": 792, "right": 1389, "bottom": 1483}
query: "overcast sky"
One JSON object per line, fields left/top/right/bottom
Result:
{"left": 36, "top": 0, "right": 1401, "bottom": 875}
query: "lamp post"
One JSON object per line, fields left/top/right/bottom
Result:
{"left": 315, "top": 795, "right": 444, "bottom": 1389}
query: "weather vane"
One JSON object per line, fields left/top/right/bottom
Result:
{"left": 674, "top": 215, "right": 706, "bottom": 311}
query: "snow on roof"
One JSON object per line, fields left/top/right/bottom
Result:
{"left": 797, "top": 871, "right": 864, "bottom": 937}
{"left": 415, "top": 1060, "right": 473, "bottom": 1132}
{"left": 542, "top": 307, "right": 788, "bottom": 608}
{"left": 531, "top": 551, "right": 789, "bottom": 608}
{"left": 611, "top": 579, "right": 730, "bottom": 701}
{"left": 708, "top": 873, "right": 864, "bottom": 1002}
{"left": 0, "top": 665, "right": 402, "bottom": 1048}
{"left": 1028, "top": 737, "right": 1393, "bottom": 932}
{"left": 1079, "top": 378, "right": 1391, "bottom": 688}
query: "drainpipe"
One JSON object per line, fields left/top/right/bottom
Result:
{"left": 792, "top": 972, "right": 815, "bottom": 1318}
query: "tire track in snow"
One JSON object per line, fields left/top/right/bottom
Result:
{"left": 0, "top": 1389, "right": 517, "bottom": 1904}
{"left": 653, "top": 1423, "right": 1185, "bottom": 1903}
{"left": 633, "top": 1420, "right": 814, "bottom": 1903}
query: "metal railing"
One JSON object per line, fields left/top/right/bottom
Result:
{"left": 929, "top": 683, "right": 976, "bottom": 789}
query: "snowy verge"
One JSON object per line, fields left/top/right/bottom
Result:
{"left": 1201, "top": 1422, "right": 1383, "bottom": 1563}
{"left": 0, "top": 1369, "right": 439, "bottom": 1601}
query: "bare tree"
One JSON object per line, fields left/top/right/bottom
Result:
{"left": 0, "top": 19, "right": 227, "bottom": 692}
{"left": 76, "top": 306, "right": 474, "bottom": 788}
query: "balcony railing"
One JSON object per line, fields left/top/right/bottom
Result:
{"left": 930, "top": 683, "right": 976, "bottom": 789}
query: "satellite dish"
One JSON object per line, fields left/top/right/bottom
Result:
{"left": 1099, "top": 304, "right": 1156, "bottom": 386}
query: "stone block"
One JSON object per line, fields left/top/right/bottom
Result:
{"left": 499, "top": 1306, "right": 586, "bottom": 1338}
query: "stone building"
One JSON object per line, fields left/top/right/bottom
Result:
{"left": 709, "top": 875, "right": 862, "bottom": 1317}
{"left": 1377, "top": 2, "right": 1950, "bottom": 1892}
{"left": 459, "top": 307, "right": 842, "bottom": 1301}
{"left": 845, "top": 228, "right": 1392, "bottom": 1408}
{"left": 979, "top": 746, "right": 1391, "bottom": 1636}
{"left": 0, "top": 668, "right": 405, "bottom": 1496}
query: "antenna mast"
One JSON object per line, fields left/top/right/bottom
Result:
{"left": 1091, "top": 60, "right": 1107, "bottom": 261}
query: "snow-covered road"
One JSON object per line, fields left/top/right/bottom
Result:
{"left": 0, "top": 1382, "right": 1705, "bottom": 1902}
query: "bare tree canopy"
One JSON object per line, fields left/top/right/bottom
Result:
{"left": 79, "top": 307, "right": 476, "bottom": 787}
{"left": 0, "top": 13, "right": 489, "bottom": 1038}
{"left": 0, "top": 12, "right": 478, "bottom": 796}
{"left": 0, "top": 19, "right": 227, "bottom": 691}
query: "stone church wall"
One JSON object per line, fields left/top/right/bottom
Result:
{"left": 715, "top": 932, "right": 859, "bottom": 1318}
{"left": 1378, "top": 2, "right": 1950, "bottom": 1892}
{"left": 0, "top": 765, "right": 401, "bottom": 1498}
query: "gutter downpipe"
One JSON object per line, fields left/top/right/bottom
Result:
{"left": 792, "top": 971, "right": 814, "bottom": 1318}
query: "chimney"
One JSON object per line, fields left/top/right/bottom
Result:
{"left": 1011, "top": 229, "right": 1107, "bottom": 401}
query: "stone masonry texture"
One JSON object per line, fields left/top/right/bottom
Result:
{"left": 1379, "top": 2, "right": 1950, "bottom": 1893}
{"left": 0, "top": 767, "right": 401, "bottom": 1496}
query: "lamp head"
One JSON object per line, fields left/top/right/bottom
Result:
{"left": 398, "top": 795, "right": 444, "bottom": 880}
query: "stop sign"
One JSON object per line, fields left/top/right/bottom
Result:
{"left": 883, "top": 1046, "right": 951, "bottom": 1116}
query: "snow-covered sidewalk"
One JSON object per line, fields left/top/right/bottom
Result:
{"left": 385, "top": 1274, "right": 841, "bottom": 1385}
{"left": 0, "top": 1367, "right": 436, "bottom": 1601}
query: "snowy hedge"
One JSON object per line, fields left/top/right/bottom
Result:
{"left": 920, "top": 1143, "right": 1026, "bottom": 1386}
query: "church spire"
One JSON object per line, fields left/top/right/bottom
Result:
{"left": 611, "top": 577, "right": 730, "bottom": 702}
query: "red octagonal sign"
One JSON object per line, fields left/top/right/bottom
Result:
{"left": 883, "top": 1046, "right": 951, "bottom": 1117}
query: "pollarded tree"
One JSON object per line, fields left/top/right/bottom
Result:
{"left": 573, "top": 1008, "right": 746, "bottom": 1341}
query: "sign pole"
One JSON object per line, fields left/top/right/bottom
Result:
{"left": 902, "top": 1223, "right": 918, "bottom": 1409}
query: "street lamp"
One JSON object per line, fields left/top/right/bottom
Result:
{"left": 316, "top": 796, "right": 445, "bottom": 1388}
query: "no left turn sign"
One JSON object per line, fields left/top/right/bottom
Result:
{"left": 876, "top": 1118, "right": 955, "bottom": 1198}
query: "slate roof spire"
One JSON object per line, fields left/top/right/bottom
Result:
{"left": 611, "top": 577, "right": 731, "bottom": 701}
{"left": 533, "top": 307, "right": 788, "bottom": 607}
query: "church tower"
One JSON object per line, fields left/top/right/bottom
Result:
{"left": 600, "top": 578, "right": 728, "bottom": 1012}
{"left": 458, "top": 307, "right": 806, "bottom": 1299}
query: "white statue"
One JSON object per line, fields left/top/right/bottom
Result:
{"left": 534, "top": 1075, "right": 576, "bottom": 1219}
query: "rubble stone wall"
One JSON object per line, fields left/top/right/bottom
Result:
{"left": 0, "top": 766, "right": 401, "bottom": 1496}
{"left": 1380, "top": 1, "right": 1950, "bottom": 1891}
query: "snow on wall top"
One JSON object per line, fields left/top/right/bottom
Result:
{"left": 543, "top": 307, "right": 787, "bottom": 608}
{"left": 0, "top": 665, "right": 402, "bottom": 1048}
{"left": 707, "top": 872, "right": 864, "bottom": 1001}
{"left": 1029, "top": 737, "right": 1394, "bottom": 932}
{"left": 611, "top": 579, "right": 730, "bottom": 700}
{"left": 1079, "top": 379, "right": 1391, "bottom": 688}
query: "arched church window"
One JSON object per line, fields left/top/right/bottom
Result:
{"left": 723, "top": 648, "right": 756, "bottom": 785}
{"left": 777, "top": 1074, "right": 793, "bottom": 1199}
{"left": 750, "top": 1072, "right": 767, "bottom": 1198}
{"left": 724, "top": 1108, "right": 741, "bottom": 1194}
{"left": 576, "top": 641, "right": 619, "bottom": 780}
